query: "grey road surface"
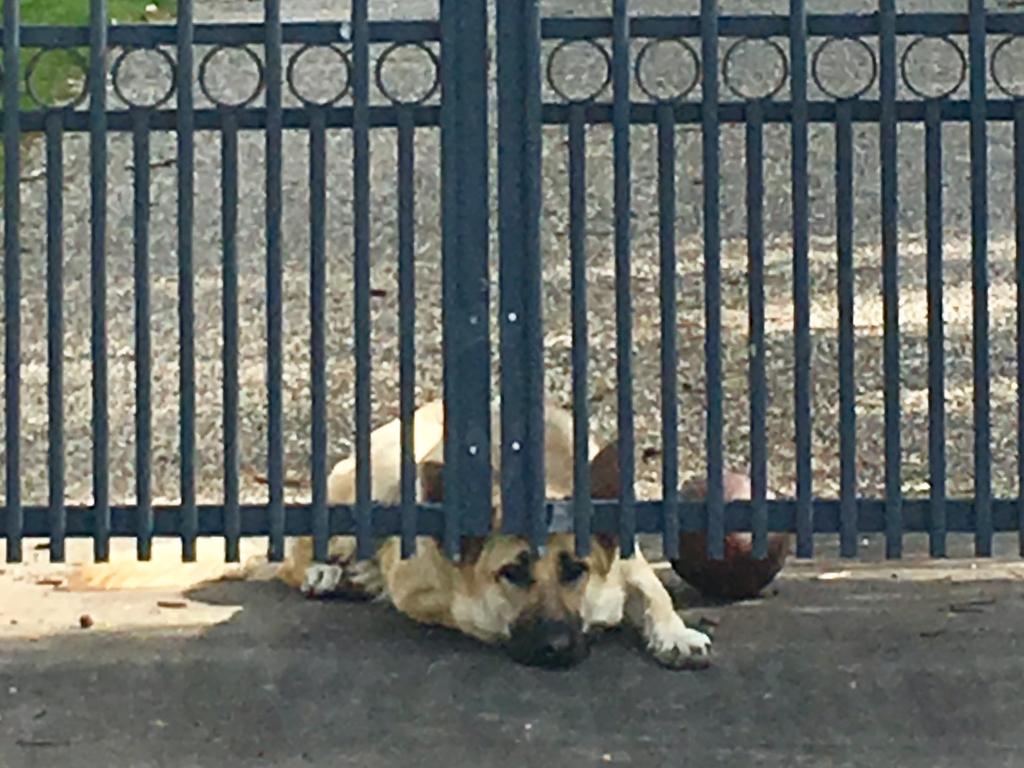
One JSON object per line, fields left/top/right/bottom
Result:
{"left": 3, "top": 553, "right": 1024, "bottom": 768}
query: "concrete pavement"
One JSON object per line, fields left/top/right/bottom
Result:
{"left": 3, "top": 538, "right": 1024, "bottom": 768}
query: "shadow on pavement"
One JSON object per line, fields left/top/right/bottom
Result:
{"left": 3, "top": 564, "right": 1024, "bottom": 768}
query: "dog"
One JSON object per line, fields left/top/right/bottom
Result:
{"left": 277, "top": 399, "right": 712, "bottom": 670}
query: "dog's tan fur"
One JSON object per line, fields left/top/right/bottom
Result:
{"left": 63, "top": 396, "right": 710, "bottom": 668}
{"left": 282, "top": 399, "right": 712, "bottom": 669}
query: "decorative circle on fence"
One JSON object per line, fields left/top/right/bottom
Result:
{"left": 991, "top": 36, "right": 1024, "bottom": 98}
{"left": 111, "top": 46, "right": 177, "bottom": 109}
{"left": 899, "top": 35, "right": 967, "bottom": 100}
{"left": 199, "top": 44, "right": 265, "bottom": 109}
{"left": 24, "top": 47, "right": 90, "bottom": 110}
{"left": 286, "top": 43, "right": 352, "bottom": 107}
{"left": 374, "top": 42, "right": 440, "bottom": 106}
{"left": 634, "top": 38, "right": 701, "bottom": 103}
{"left": 545, "top": 38, "right": 612, "bottom": 104}
{"left": 810, "top": 36, "right": 877, "bottom": 100}
{"left": 722, "top": 37, "right": 788, "bottom": 101}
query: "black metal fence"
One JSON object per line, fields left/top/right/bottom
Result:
{"left": 3, "top": 0, "right": 1024, "bottom": 566}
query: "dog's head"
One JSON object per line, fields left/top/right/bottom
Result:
{"left": 468, "top": 533, "right": 618, "bottom": 669}
{"left": 419, "top": 457, "right": 619, "bottom": 670}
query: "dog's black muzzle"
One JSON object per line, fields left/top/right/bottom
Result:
{"left": 505, "top": 617, "right": 590, "bottom": 669}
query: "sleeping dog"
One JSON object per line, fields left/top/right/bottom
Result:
{"left": 277, "top": 399, "right": 712, "bottom": 670}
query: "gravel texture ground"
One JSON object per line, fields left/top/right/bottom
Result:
{"left": 4, "top": 0, "right": 1024, "bottom": 519}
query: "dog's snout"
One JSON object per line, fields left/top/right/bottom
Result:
{"left": 546, "top": 626, "right": 572, "bottom": 653}
{"left": 507, "top": 617, "right": 588, "bottom": 669}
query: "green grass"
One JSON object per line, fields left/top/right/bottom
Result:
{"left": 5, "top": 0, "right": 177, "bottom": 111}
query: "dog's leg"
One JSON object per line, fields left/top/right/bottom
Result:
{"left": 376, "top": 537, "right": 481, "bottom": 635}
{"left": 299, "top": 536, "right": 385, "bottom": 602}
{"left": 581, "top": 571, "right": 627, "bottom": 633}
{"left": 619, "top": 549, "right": 712, "bottom": 669}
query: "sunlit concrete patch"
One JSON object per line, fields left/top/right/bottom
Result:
{"left": 1, "top": 536, "right": 275, "bottom": 592}
{"left": 0, "top": 536, "right": 280, "bottom": 639}
{"left": 0, "top": 570, "right": 247, "bottom": 641}
{"left": 64, "top": 537, "right": 276, "bottom": 592}
{"left": 780, "top": 558, "right": 1024, "bottom": 583}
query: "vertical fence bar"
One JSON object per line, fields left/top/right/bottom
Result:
{"left": 310, "top": 109, "right": 329, "bottom": 563}
{"left": 3, "top": 0, "right": 21, "bottom": 563}
{"left": 657, "top": 104, "right": 680, "bottom": 560}
{"left": 397, "top": 107, "right": 417, "bottom": 559}
{"left": 352, "top": 0, "right": 374, "bottom": 558}
{"left": 836, "top": 100, "right": 857, "bottom": 559}
{"left": 177, "top": 0, "right": 197, "bottom": 561}
{"left": 701, "top": 0, "right": 724, "bottom": 559}
{"left": 46, "top": 114, "right": 65, "bottom": 563}
{"left": 495, "top": 0, "right": 541, "bottom": 546}
{"left": 90, "top": 0, "right": 110, "bottom": 562}
{"left": 790, "top": 0, "right": 812, "bottom": 559}
{"left": 495, "top": 0, "right": 523, "bottom": 545}
{"left": 524, "top": 0, "right": 545, "bottom": 554}
{"left": 925, "top": 99, "right": 946, "bottom": 559}
{"left": 969, "top": 0, "right": 991, "bottom": 557}
{"left": 879, "top": 0, "right": 902, "bottom": 559}
{"left": 222, "top": 113, "right": 240, "bottom": 562}
{"left": 441, "top": 0, "right": 492, "bottom": 553}
{"left": 613, "top": 0, "right": 637, "bottom": 557}
{"left": 746, "top": 101, "right": 767, "bottom": 560}
{"left": 530, "top": 6, "right": 548, "bottom": 551}
{"left": 568, "top": 106, "right": 592, "bottom": 557}
{"left": 265, "top": 0, "right": 286, "bottom": 560}
{"left": 133, "top": 111, "right": 153, "bottom": 561}
{"left": 1017, "top": 101, "right": 1024, "bottom": 558}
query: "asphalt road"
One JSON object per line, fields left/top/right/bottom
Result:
{"left": 2, "top": 561, "right": 1024, "bottom": 768}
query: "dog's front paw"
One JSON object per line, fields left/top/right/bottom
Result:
{"left": 301, "top": 564, "right": 345, "bottom": 598}
{"left": 300, "top": 560, "right": 383, "bottom": 601}
{"left": 647, "top": 614, "right": 712, "bottom": 670}
{"left": 345, "top": 560, "right": 385, "bottom": 599}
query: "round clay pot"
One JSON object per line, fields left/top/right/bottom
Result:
{"left": 670, "top": 471, "right": 791, "bottom": 600}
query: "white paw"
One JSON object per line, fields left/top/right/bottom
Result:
{"left": 346, "top": 560, "right": 385, "bottom": 598}
{"left": 301, "top": 564, "right": 345, "bottom": 598}
{"left": 647, "top": 614, "right": 713, "bottom": 670}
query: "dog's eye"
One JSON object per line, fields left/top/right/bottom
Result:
{"left": 498, "top": 562, "right": 533, "bottom": 588}
{"left": 559, "top": 554, "right": 588, "bottom": 584}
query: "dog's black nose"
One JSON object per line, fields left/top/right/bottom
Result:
{"left": 544, "top": 624, "right": 573, "bottom": 654}
{"left": 507, "top": 618, "right": 588, "bottom": 669}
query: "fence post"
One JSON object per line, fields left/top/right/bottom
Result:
{"left": 440, "top": 0, "right": 493, "bottom": 555}
{"left": 496, "top": 0, "right": 546, "bottom": 549}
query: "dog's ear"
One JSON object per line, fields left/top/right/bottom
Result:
{"left": 588, "top": 441, "right": 620, "bottom": 501}
{"left": 679, "top": 475, "right": 708, "bottom": 502}
{"left": 459, "top": 536, "right": 486, "bottom": 565}
{"left": 594, "top": 533, "right": 619, "bottom": 558}
{"left": 587, "top": 442, "right": 620, "bottom": 556}
{"left": 419, "top": 460, "right": 445, "bottom": 503}
{"left": 418, "top": 460, "right": 486, "bottom": 565}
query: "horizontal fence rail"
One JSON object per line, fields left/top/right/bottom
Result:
{"left": 2, "top": 1, "right": 1024, "bottom": 565}
{"left": 8, "top": 499, "right": 1024, "bottom": 538}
